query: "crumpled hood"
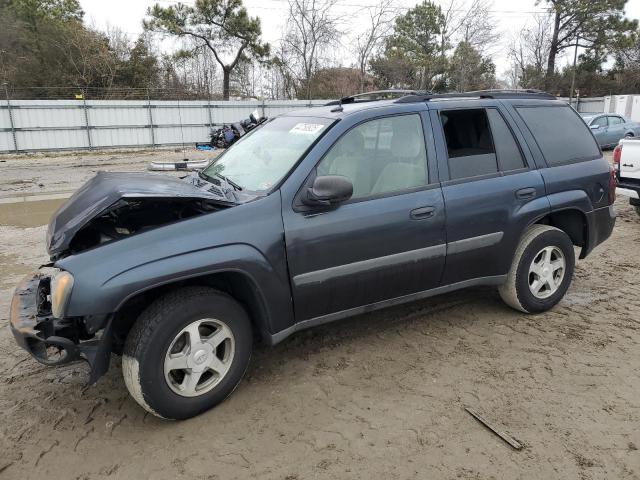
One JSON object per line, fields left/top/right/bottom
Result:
{"left": 46, "top": 171, "right": 223, "bottom": 256}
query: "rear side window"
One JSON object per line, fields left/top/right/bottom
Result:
{"left": 517, "top": 106, "right": 600, "bottom": 165}
{"left": 486, "top": 109, "right": 525, "bottom": 172}
{"left": 440, "top": 109, "right": 498, "bottom": 180}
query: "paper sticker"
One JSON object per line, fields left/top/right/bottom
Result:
{"left": 290, "top": 123, "right": 324, "bottom": 135}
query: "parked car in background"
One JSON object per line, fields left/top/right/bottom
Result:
{"left": 10, "top": 90, "right": 616, "bottom": 420}
{"left": 581, "top": 113, "right": 640, "bottom": 148}
{"left": 613, "top": 137, "right": 640, "bottom": 215}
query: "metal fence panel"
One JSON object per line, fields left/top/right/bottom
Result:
{"left": 16, "top": 128, "right": 89, "bottom": 151}
{"left": 0, "top": 131, "right": 13, "bottom": 151}
{"left": 91, "top": 127, "right": 153, "bottom": 149}
{"left": 0, "top": 99, "right": 328, "bottom": 153}
{"left": 576, "top": 98, "right": 604, "bottom": 114}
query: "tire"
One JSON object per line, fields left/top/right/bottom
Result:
{"left": 635, "top": 206, "right": 640, "bottom": 216}
{"left": 122, "top": 287, "right": 252, "bottom": 420}
{"left": 499, "top": 225, "right": 575, "bottom": 314}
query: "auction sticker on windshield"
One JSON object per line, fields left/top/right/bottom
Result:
{"left": 290, "top": 123, "right": 325, "bottom": 135}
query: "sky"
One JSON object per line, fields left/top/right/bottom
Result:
{"left": 79, "top": 0, "right": 640, "bottom": 79}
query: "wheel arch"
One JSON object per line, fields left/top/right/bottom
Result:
{"left": 112, "top": 269, "right": 273, "bottom": 350}
{"left": 530, "top": 207, "right": 589, "bottom": 258}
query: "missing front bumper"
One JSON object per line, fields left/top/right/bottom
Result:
{"left": 9, "top": 272, "right": 113, "bottom": 383}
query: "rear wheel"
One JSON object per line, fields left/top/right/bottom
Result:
{"left": 499, "top": 225, "right": 575, "bottom": 313}
{"left": 122, "top": 287, "right": 252, "bottom": 420}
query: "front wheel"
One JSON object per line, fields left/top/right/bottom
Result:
{"left": 499, "top": 225, "right": 575, "bottom": 313}
{"left": 122, "top": 287, "right": 252, "bottom": 420}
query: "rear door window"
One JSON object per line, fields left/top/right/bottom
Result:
{"left": 609, "top": 116, "right": 624, "bottom": 125}
{"left": 440, "top": 109, "right": 498, "bottom": 180}
{"left": 516, "top": 106, "right": 600, "bottom": 165}
{"left": 440, "top": 108, "right": 525, "bottom": 180}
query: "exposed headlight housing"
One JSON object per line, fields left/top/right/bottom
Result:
{"left": 50, "top": 270, "right": 74, "bottom": 318}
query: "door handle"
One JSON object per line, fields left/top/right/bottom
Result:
{"left": 410, "top": 206, "right": 435, "bottom": 219}
{"left": 515, "top": 187, "right": 537, "bottom": 200}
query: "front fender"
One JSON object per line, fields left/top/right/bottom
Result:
{"left": 64, "top": 243, "right": 292, "bottom": 335}
{"left": 56, "top": 192, "right": 295, "bottom": 335}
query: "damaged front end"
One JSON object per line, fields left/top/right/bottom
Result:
{"left": 47, "top": 171, "right": 239, "bottom": 259}
{"left": 10, "top": 270, "right": 113, "bottom": 383}
{"left": 10, "top": 171, "right": 246, "bottom": 383}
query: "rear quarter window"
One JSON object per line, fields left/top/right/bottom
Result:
{"left": 516, "top": 106, "right": 600, "bottom": 165}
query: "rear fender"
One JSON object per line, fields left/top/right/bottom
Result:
{"left": 545, "top": 190, "right": 593, "bottom": 214}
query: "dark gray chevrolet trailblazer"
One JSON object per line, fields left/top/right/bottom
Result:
{"left": 10, "top": 90, "right": 616, "bottom": 419}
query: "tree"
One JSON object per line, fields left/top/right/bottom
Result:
{"left": 611, "top": 28, "right": 640, "bottom": 92}
{"left": 384, "top": 1, "right": 446, "bottom": 90}
{"left": 353, "top": 0, "right": 394, "bottom": 93}
{"left": 116, "top": 36, "right": 161, "bottom": 90}
{"left": 145, "top": 0, "right": 269, "bottom": 100}
{"left": 282, "top": 0, "right": 340, "bottom": 100}
{"left": 447, "top": 41, "right": 495, "bottom": 91}
{"left": 538, "top": 0, "right": 637, "bottom": 82}
{"left": 369, "top": 52, "right": 416, "bottom": 89}
{"left": 0, "top": 0, "right": 87, "bottom": 92}
{"left": 55, "top": 22, "right": 119, "bottom": 90}
{"left": 5, "top": 0, "right": 83, "bottom": 30}
{"left": 305, "top": 67, "right": 373, "bottom": 99}
{"left": 508, "top": 14, "right": 553, "bottom": 89}
{"left": 439, "top": 0, "right": 499, "bottom": 57}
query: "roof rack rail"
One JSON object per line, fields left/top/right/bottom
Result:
{"left": 325, "top": 89, "right": 432, "bottom": 106}
{"left": 394, "top": 89, "right": 556, "bottom": 103}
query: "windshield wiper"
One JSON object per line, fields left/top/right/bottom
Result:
{"left": 199, "top": 170, "right": 242, "bottom": 192}
{"left": 215, "top": 173, "right": 243, "bottom": 191}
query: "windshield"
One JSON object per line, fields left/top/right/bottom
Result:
{"left": 202, "top": 116, "right": 333, "bottom": 192}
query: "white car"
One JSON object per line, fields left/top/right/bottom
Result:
{"left": 614, "top": 137, "right": 640, "bottom": 215}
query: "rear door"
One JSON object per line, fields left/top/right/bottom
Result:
{"left": 282, "top": 112, "right": 447, "bottom": 322}
{"left": 431, "top": 102, "right": 548, "bottom": 285}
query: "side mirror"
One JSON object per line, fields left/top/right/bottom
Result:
{"left": 303, "top": 175, "right": 353, "bottom": 207}
{"left": 590, "top": 124, "right": 600, "bottom": 130}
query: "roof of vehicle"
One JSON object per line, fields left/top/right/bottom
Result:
{"left": 282, "top": 89, "right": 560, "bottom": 120}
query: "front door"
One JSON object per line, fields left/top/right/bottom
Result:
{"left": 282, "top": 113, "right": 446, "bottom": 321}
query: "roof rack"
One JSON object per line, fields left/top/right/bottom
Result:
{"left": 394, "top": 89, "right": 556, "bottom": 103}
{"left": 325, "top": 89, "right": 432, "bottom": 106}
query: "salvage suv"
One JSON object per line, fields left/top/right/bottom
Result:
{"left": 10, "top": 90, "right": 616, "bottom": 419}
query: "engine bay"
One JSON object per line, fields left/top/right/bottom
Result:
{"left": 64, "top": 197, "right": 223, "bottom": 257}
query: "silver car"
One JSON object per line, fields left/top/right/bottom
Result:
{"left": 581, "top": 113, "right": 640, "bottom": 148}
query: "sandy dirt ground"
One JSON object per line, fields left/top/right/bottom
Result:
{"left": 1, "top": 151, "right": 639, "bottom": 480}
{"left": 0, "top": 148, "right": 218, "bottom": 198}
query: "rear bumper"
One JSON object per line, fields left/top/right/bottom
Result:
{"left": 9, "top": 272, "right": 112, "bottom": 383}
{"left": 582, "top": 204, "right": 616, "bottom": 258}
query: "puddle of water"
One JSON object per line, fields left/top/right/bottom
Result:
{"left": 0, "top": 198, "right": 66, "bottom": 227}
